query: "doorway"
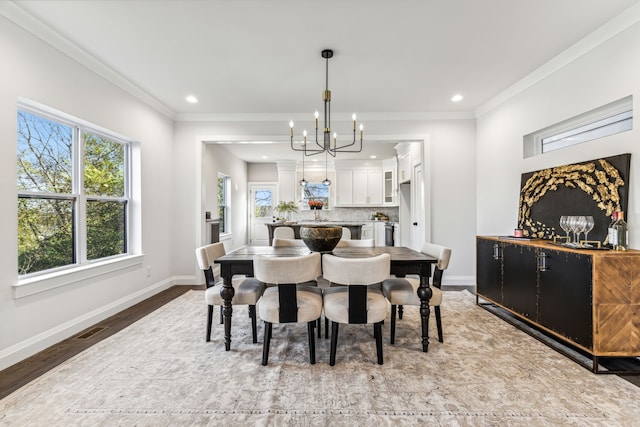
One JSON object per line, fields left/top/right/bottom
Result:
{"left": 248, "top": 183, "right": 277, "bottom": 246}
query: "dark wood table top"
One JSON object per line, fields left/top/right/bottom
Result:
{"left": 215, "top": 245, "right": 436, "bottom": 264}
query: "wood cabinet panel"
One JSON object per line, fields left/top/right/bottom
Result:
{"left": 476, "top": 236, "right": 640, "bottom": 361}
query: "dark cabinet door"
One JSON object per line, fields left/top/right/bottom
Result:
{"left": 502, "top": 243, "right": 538, "bottom": 320}
{"left": 476, "top": 238, "right": 502, "bottom": 303}
{"left": 538, "top": 250, "right": 593, "bottom": 349}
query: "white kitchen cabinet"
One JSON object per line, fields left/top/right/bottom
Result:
{"left": 374, "top": 221, "right": 386, "bottom": 246}
{"left": 396, "top": 142, "right": 420, "bottom": 184}
{"left": 353, "top": 170, "right": 382, "bottom": 205}
{"left": 335, "top": 161, "right": 383, "bottom": 207}
{"left": 336, "top": 170, "right": 354, "bottom": 205}
{"left": 361, "top": 223, "right": 374, "bottom": 240}
{"left": 397, "top": 151, "right": 411, "bottom": 184}
{"left": 382, "top": 157, "right": 397, "bottom": 205}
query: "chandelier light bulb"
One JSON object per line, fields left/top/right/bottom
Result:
{"left": 359, "top": 124, "right": 364, "bottom": 131}
{"left": 314, "top": 111, "right": 319, "bottom": 119}
{"left": 352, "top": 113, "right": 356, "bottom": 121}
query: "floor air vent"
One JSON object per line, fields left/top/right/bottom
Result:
{"left": 76, "top": 327, "right": 106, "bottom": 339}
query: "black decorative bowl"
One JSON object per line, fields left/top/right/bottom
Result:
{"left": 300, "top": 226, "right": 342, "bottom": 253}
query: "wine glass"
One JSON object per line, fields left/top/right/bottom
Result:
{"left": 575, "top": 216, "right": 587, "bottom": 245}
{"left": 583, "top": 216, "right": 595, "bottom": 245}
{"left": 559, "top": 216, "right": 570, "bottom": 243}
{"left": 567, "top": 216, "right": 580, "bottom": 246}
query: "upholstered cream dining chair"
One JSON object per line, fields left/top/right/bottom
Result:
{"left": 381, "top": 242, "right": 452, "bottom": 344}
{"left": 195, "top": 242, "right": 266, "bottom": 343}
{"left": 272, "top": 237, "right": 307, "bottom": 247}
{"left": 254, "top": 252, "right": 323, "bottom": 365}
{"left": 273, "top": 226, "right": 295, "bottom": 240}
{"left": 321, "top": 253, "right": 391, "bottom": 365}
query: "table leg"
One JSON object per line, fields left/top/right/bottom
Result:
{"left": 417, "top": 274, "right": 432, "bottom": 352}
{"left": 220, "top": 276, "right": 235, "bottom": 351}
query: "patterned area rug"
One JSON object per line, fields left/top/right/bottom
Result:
{"left": 1, "top": 290, "right": 640, "bottom": 426}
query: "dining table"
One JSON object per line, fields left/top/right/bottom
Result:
{"left": 214, "top": 245, "right": 438, "bottom": 352}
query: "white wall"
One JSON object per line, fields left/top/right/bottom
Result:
{"left": 0, "top": 16, "right": 175, "bottom": 369}
{"left": 477, "top": 21, "right": 640, "bottom": 250}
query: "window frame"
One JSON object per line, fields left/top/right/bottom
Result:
{"left": 218, "top": 173, "right": 230, "bottom": 235}
{"left": 523, "top": 96, "right": 633, "bottom": 158}
{"left": 17, "top": 102, "right": 132, "bottom": 278}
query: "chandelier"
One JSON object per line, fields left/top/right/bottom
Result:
{"left": 289, "top": 49, "right": 364, "bottom": 186}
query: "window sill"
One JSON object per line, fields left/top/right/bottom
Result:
{"left": 13, "top": 254, "right": 144, "bottom": 299}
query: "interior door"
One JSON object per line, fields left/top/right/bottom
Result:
{"left": 249, "top": 184, "right": 277, "bottom": 246}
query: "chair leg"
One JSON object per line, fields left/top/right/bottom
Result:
{"left": 375, "top": 322, "right": 383, "bottom": 365}
{"left": 262, "top": 322, "right": 272, "bottom": 366}
{"left": 308, "top": 321, "right": 316, "bottom": 364}
{"left": 206, "top": 305, "right": 214, "bottom": 342}
{"left": 325, "top": 317, "right": 329, "bottom": 339}
{"left": 249, "top": 305, "right": 258, "bottom": 343}
{"left": 390, "top": 304, "right": 397, "bottom": 345}
{"left": 329, "top": 322, "right": 339, "bottom": 366}
{"left": 317, "top": 318, "right": 321, "bottom": 338}
{"left": 435, "top": 306, "right": 443, "bottom": 343}
{"left": 398, "top": 304, "right": 404, "bottom": 320}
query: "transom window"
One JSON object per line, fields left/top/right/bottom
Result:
{"left": 17, "top": 104, "right": 131, "bottom": 276}
{"left": 524, "top": 96, "right": 633, "bottom": 158}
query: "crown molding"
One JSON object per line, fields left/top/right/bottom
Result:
{"left": 1, "top": 1, "right": 176, "bottom": 120}
{"left": 175, "top": 111, "right": 475, "bottom": 123}
{"left": 475, "top": 2, "right": 640, "bottom": 118}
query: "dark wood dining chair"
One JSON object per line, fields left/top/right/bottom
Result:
{"left": 195, "top": 243, "right": 266, "bottom": 343}
{"left": 382, "top": 242, "right": 452, "bottom": 344}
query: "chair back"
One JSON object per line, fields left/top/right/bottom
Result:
{"left": 273, "top": 226, "right": 295, "bottom": 240}
{"left": 322, "top": 253, "right": 390, "bottom": 286}
{"left": 253, "top": 252, "right": 321, "bottom": 285}
{"left": 272, "top": 238, "right": 306, "bottom": 247}
{"left": 254, "top": 252, "right": 321, "bottom": 323}
{"left": 420, "top": 242, "right": 452, "bottom": 288}
{"left": 322, "top": 253, "right": 390, "bottom": 324}
{"left": 336, "top": 238, "right": 375, "bottom": 248}
{"left": 341, "top": 227, "right": 351, "bottom": 239}
{"left": 195, "top": 242, "right": 226, "bottom": 287}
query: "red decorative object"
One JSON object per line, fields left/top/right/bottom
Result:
{"left": 308, "top": 200, "right": 323, "bottom": 209}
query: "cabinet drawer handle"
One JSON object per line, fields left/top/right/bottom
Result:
{"left": 492, "top": 243, "right": 502, "bottom": 260}
{"left": 538, "top": 251, "right": 548, "bottom": 272}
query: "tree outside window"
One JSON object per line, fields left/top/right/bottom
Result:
{"left": 17, "top": 107, "right": 130, "bottom": 275}
{"left": 217, "top": 174, "right": 230, "bottom": 234}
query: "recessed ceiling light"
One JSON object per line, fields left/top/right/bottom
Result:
{"left": 186, "top": 95, "right": 198, "bottom": 103}
{"left": 370, "top": 155, "right": 377, "bottom": 159}
{"left": 451, "top": 94, "right": 464, "bottom": 102}
{"left": 261, "top": 155, "right": 268, "bottom": 159}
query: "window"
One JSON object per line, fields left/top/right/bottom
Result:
{"left": 302, "top": 183, "right": 330, "bottom": 209}
{"left": 524, "top": 96, "right": 633, "bottom": 158}
{"left": 17, "top": 105, "right": 130, "bottom": 276}
{"left": 218, "top": 174, "right": 230, "bottom": 234}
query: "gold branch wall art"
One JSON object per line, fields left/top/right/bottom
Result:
{"left": 518, "top": 154, "right": 630, "bottom": 240}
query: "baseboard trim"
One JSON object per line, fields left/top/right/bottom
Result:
{"left": 442, "top": 275, "right": 475, "bottom": 287}
{"left": 0, "top": 278, "right": 174, "bottom": 371}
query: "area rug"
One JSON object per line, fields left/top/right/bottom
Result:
{"left": 1, "top": 290, "right": 640, "bottom": 426}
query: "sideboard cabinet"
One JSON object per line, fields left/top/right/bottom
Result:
{"left": 476, "top": 236, "right": 640, "bottom": 372}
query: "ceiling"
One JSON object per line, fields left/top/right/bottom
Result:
{"left": 8, "top": 0, "right": 640, "bottom": 162}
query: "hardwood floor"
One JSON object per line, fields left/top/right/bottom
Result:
{"left": 0, "top": 285, "right": 203, "bottom": 400}
{"left": 1, "top": 284, "right": 637, "bottom": 401}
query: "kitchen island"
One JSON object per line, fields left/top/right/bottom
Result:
{"left": 266, "top": 222, "right": 364, "bottom": 245}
